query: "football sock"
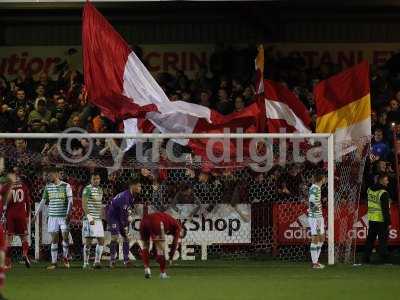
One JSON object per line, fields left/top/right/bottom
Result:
{"left": 83, "top": 245, "right": 90, "bottom": 265}
{"left": 51, "top": 243, "right": 58, "bottom": 264}
{"left": 310, "top": 243, "right": 319, "bottom": 264}
{"left": 5, "top": 257, "right": 11, "bottom": 268}
{"left": 0, "top": 267, "right": 5, "bottom": 289}
{"left": 317, "top": 242, "right": 323, "bottom": 261}
{"left": 141, "top": 249, "right": 150, "bottom": 268}
{"left": 22, "top": 241, "right": 29, "bottom": 257}
{"left": 156, "top": 255, "right": 166, "bottom": 273}
{"left": 95, "top": 245, "right": 104, "bottom": 264}
{"left": 110, "top": 241, "right": 117, "bottom": 262}
{"left": 122, "top": 240, "right": 129, "bottom": 263}
{"left": 5, "top": 248, "right": 11, "bottom": 267}
{"left": 62, "top": 241, "right": 69, "bottom": 259}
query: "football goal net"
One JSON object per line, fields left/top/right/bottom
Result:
{"left": 0, "top": 132, "right": 369, "bottom": 265}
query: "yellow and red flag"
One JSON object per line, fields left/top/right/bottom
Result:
{"left": 314, "top": 60, "right": 371, "bottom": 146}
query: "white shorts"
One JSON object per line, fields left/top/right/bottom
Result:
{"left": 82, "top": 220, "right": 105, "bottom": 238}
{"left": 308, "top": 217, "right": 325, "bottom": 236}
{"left": 48, "top": 216, "right": 68, "bottom": 233}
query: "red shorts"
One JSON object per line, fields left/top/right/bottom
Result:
{"left": 139, "top": 217, "right": 163, "bottom": 242}
{"left": 7, "top": 213, "right": 28, "bottom": 235}
{"left": 0, "top": 225, "right": 6, "bottom": 251}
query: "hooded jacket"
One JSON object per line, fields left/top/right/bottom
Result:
{"left": 27, "top": 98, "right": 52, "bottom": 126}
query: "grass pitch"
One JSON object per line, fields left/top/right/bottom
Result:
{"left": 6, "top": 260, "right": 400, "bottom": 300}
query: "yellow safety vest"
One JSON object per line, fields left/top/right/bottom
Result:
{"left": 367, "top": 188, "right": 386, "bottom": 222}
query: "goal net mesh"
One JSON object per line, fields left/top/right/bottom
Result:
{"left": 0, "top": 135, "right": 369, "bottom": 264}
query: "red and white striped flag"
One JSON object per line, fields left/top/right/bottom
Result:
{"left": 83, "top": 2, "right": 261, "bottom": 157}
{"left": 83, "top": 2, "right": 210, "bottom": 122}
{"left": 264, "top": 80, "right": 312, "bottom": 133}
{"left": 253, "top": 45, "right": 311, "bottom": 133}
{"left": 138, "top": 102, "right": 261, "bottom": 158}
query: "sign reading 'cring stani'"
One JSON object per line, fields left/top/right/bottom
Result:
{"left": 1, "top": 43, "right": 399, "bottom": 80}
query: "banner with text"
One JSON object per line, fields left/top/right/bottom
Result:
{"left": 131, "top": 204, "right": 252, "bottom": 244}
{"left": 0, "top": 44, "right": 214, "bottom": 80}
{"left": 273, "top": 202, "right": 400, "bottom": 245}
{"left": 268, "top": 43, "right": 399, "bottom": 70}
{"left": 1, "top": 43, "right": 398, "bottom": 81}
{"left": 38, "top": 203, "right": 251, "bottom": 245}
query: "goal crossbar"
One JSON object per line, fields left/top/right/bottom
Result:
{"left": 0, "top": 133, "right": 332, "bottom": 139}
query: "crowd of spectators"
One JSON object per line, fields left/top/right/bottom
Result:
{"left": 0, "top": 44, "right": 399, "bottom": 203}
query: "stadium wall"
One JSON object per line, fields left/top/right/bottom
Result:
{"left": 3, "top": 3, "right": 400, "bottom": 45}
{"left": 4, "top": 21, "right": 400, "bottom": 46}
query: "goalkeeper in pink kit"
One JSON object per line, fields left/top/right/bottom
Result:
{"left": 139, "top": 212, "right": 181, "bottom": 279}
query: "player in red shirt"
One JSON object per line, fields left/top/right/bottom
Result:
{"left": 5, "top": 167, "right": 32, "bottom": 268}
{"left": 139, "top": 211, "right": 182, "bottom": 279}
{"left": 0, "top": 171, "right": 16, "bottom": 300}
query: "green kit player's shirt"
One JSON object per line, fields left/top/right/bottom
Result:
{"left": 42, "top": 181, "right": 73, "bottom": 217}
{"left": 308, "top": 184, "right": 322, "bottom": 218}
{"left": 82, "top": 184, "right": 103, "bottom": 220}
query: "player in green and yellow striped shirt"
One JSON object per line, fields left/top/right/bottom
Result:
{"left": 308, "top": 172, "right": 326, "bottom": 269}
{"left": 34, "top": 166, "right": 73, "bottom": 270}
{"left": 82, "top": 172, "right": 104, "bottom": 269}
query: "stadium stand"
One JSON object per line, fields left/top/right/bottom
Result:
{"left": 0, "top": 46, "right": 398, "bottom": 203}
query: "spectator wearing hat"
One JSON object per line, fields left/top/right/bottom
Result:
{"left": 28, "top": 98, "right": 51, "bottom": 132}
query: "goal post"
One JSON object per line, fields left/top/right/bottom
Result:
{"left": 0, "top": 132, "right": 368, "bottom": 265}
{"left": 327, "top": 134, "right": 335, "bottom": 265}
